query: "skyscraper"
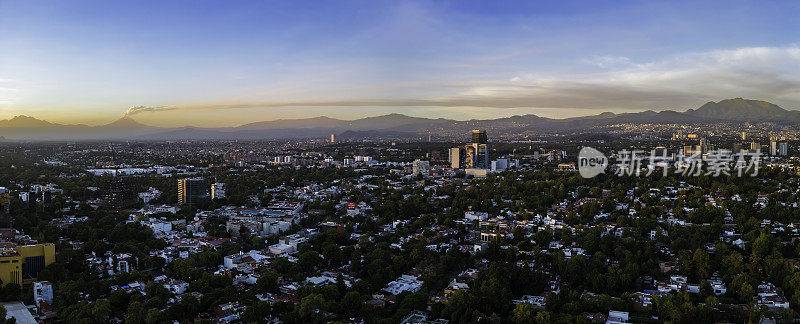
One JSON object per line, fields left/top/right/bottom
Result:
{"left": 449, "top": 147, "right": 464, "bottom": 169}
{"left": 750, "top": 141, "right": 761, "bottom": 152}
{"left": 466, "top": 143, "right": 489, "bottom": 169}
{"left": 330, "top": 134, "right": 335, "bottom": 143}
{"left": 100, "top": 178, "right": 138, "bottom": 210}
{"left": 770, "top": 136, "right": 779, "bottom": 155}
{"left": 450, "top": 130, "right": 489, "bottom": 169}
{"left": 699, "top": 138, "right": 709, "bottom": 154}
{"left": 178, "top": 178, "right": 208, "bottom": 206}
{"left": 779, "top": 142, "right": 788, "bottom": 156}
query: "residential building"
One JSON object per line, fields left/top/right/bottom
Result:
{"left": 412, "top": 159, "right": 431, "bottom": 177}
{"left": 33, "top": 281, "right": 53, "bottom": 308}
{"left": 178, "top": 178, "right": 208, "bottom": 206}
{"left": 211, "top": 182, "right": 226, "bottom": 200}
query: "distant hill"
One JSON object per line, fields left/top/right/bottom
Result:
{"left": 684, "top": 98, "right": 799, "bottom": 121}
{"left": 101, "top": 116, "right": 156, "bottom": 130}
{"left": 237, "top": 116, "right": 344, "bottom": 130}
{"left": 0, "top": 98, "right": 796, "bottom": 140}
{"left": 336, "top": 129, "right": 418, "bottom": 140}
{"left": 237, "top": 113, "right": 452, "bottom": 131}
{"left": 0, "top": 115, "right": 55, "bottom": 128}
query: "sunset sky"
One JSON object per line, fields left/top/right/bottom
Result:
{"left": 1, "top": 0, "right": 799, "bottom": 126}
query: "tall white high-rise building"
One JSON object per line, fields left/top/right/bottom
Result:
{"left": 449, "top": 147, "right": 463, "bottom": 169}
{"left": 779, "top": 142, "right": 788, "bottom": 156}
{"left": 770, "top": 136, "right": 779, "bottom": 155}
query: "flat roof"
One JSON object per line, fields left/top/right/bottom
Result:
{"left": 3, "top": 302, "right": 37, "bottom": 324}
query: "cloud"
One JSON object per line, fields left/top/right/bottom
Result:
{"left": 582, "top": 56, "right": 632, "bottom": 68}
{"left": 0, "top": 78, "right": 19, "bottom": 106}
{"left": 493, "top": 45, "right": 800, "bottom": 110}
{"left": 128, "top": 46, "right": 800, "bottom": 117}
{"left": 123, "top": 105, "right": 177, "bottom": 117}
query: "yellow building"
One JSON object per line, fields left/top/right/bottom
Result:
{"left": 0, "top": 243, "right": 55, "bottom": 286}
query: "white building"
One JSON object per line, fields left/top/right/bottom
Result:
{"left": 211, "top": 183, "right": 226, "bottom": 199}
{"left": 268, "top": 243, "right": 295, "bottom": 255}
{"left": 281, "top": 234, "right": 307, "bottom": 249}
{"left": 607, "top": 310, "right": 630, "bottom": 324}
{"left": 265, "top": 221, "right": 293, "bottom": 235}
{"left": 382, "top": 274, "right": 423, "bottom": 295}
{"left": 491, "top": 159, "right": 508, "bottom": 172}
{"left": 33, "top": 281, "right": 53, "bottom": 307}
{"left": 143, "top": 218, "right": 173, "bottom": 235}
{"left": 512, "top": 295, "right": 546, "bottom": 307}
{"left": 412, "top": 159, "right": 431, "bottom": 177}
{"left": 138, "top": 187, "right": 162, "bottom": 204}
{"left": 223, "top": 250, "right": 270, "bottom": 269}
{"left": 164, "top": 280, "right": 189, "bottom": 295}
{"left": 464, "top": 211, "right": 489, "bottom": 221}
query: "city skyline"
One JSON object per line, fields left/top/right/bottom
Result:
{"left": 2, "top": 1, "right": 800, "bottom": 126}
{"left": 4, "top": 2, "right": 800, "bottom": 322}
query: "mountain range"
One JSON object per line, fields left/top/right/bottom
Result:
{"left": 1, "top": 98, "right": 796, "bottom": 140}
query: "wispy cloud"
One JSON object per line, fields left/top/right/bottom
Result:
{"left": 582, "top": 56, "right": 631, "bottom": 69}
{"left": 127, "top": 46, "right": 800, "bottom": 118}
{"left": 123, "top": 105, "right": 177, "bottom": 117}
{"left": 0, "top": 78, "right": 19, "bottom": 106}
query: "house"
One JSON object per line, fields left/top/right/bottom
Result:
{"left": 383, "top": 274, "right": 423, "bottom": 296}
{"left": 269, "top": 243, "right": 295, "bottom": 255}
{"left": 512, "top": 295, "right": 547, "bottom": 308}
{"left": 223, "top": 250, "right": 270, "bottom": 269}
{"left": 465, "top": 211, "right": 489, "bottom": 221}
{"left": 756, "top": 282, "right": 790, "bottom": 308}
{"left": 606, "top": 310, "right": 630, "bottom": 324}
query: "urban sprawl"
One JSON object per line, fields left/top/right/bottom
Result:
{"left": 0, "top": 127, "right": 800, "bottom": 323}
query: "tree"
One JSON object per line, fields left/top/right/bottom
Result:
{"left": 692, "top": 248, "right": 710, "bottom": 280}
{"left": 753, "top": 232, "right": 773, "bottom": 257}
{"left": 0, "top": 303, "right": 13, "bottom": 324}
{"left": 341, "top": 291, "right": 362, "bottom": 316}
{"left": 535, "top": 311, "right": 553, "bottom": 324}
{"left": 298, "top": 293, "right": 325, "bottom": 322}
{"left": 124, "top": 302, "right": 147, "bottom": 324}
{"left": 399, "top": 292, "right": 426, "bottom": 311}
{"left": 512, "top": 303, "right": 533, "bottom": 323}
{"left": 145, "top": 308, "right": 162, "bottom": 324}
{"left": 91, "top": 299, "right": 112, "bottom": 323}
{"left": 256, "top": 270, "right": 279, "bottom": 293}
{"left": 732, "top": 274, "right": 754, "bottom": 303}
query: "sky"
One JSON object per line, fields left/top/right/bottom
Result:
{"left": 1, "top": 0, "right": 799, "bottom": 127}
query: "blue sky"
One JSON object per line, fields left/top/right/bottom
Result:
{"left": 1, "top": 0, "right": 799, "bottom": 126}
